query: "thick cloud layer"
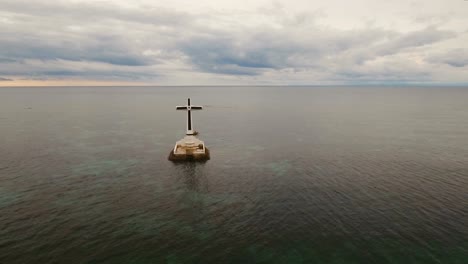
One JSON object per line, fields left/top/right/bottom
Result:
{"left": 0, "top": 0, "right": 467, "bottom": 85}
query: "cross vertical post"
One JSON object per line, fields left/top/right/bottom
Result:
{"left": 187, "top": 98, "right": 192, "bottom": 133}
{"left": 176, "top": 98, "right": 203, "bottom": 135}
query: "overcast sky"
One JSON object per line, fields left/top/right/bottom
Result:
{"left": 1, "top": 0, "right": 467, "bottom": 86}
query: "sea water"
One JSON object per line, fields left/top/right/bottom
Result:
{"left": 1, "top": 86, "right": 467, "bottom": 263}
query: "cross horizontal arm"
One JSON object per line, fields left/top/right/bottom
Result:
{"left": 176, "top": 105, "right": 203, "bottom": 110}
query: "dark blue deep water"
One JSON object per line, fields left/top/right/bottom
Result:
{"left": 1, "top": 86, "right": 467, "bottom": 263}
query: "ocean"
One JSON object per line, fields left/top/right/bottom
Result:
{"left": 1, "top": 86, "right": 467, "bottom": 263}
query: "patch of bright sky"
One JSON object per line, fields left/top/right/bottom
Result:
{"left": 94, "top": 0, "right": 468, "bottom": 31}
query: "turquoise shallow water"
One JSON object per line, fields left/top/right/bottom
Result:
{"left": 0, "top": 86, "right": 467, "bottom": 263}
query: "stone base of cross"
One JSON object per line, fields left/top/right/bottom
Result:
{"left": 168, "top": 135, "right": 210, "bottom": 161}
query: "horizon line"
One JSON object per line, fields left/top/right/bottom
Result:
{"left": 1, "top": 84, "right": 468, "bottom": 88}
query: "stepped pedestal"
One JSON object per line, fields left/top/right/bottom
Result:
{"left": 168, "top": 135, "right": 210, "bottom": 161}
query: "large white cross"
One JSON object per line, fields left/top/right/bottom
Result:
{"left": 176, "top": 98, "right": 203, "bottom": 135}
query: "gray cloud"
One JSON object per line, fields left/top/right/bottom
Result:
{"left": 375, "top": 27, "right": 455, "bottom": 56}
{"left": 0, "top": 0, "right": 191, "bottom": 27}
{"left": 176, "top": 26, "right": 455, "bottom": 79}
{"left": 0, "top": 0, "right": 466, "bottom": 84}
{"left": 1, "top": 37, "right": 153, "bottom": 66}
{"left": 427, "top": 49, "right": 468, "bottom": 67}
{"left": 0, "top": 0, "right": 189, "bottom": 68}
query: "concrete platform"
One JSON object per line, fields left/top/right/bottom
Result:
{"left": 168, "top": 135, "right": 210, "bottom": 161}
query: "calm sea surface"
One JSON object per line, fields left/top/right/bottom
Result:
{"left": 0, "top": 86, "right": 467, "bottom": 263}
